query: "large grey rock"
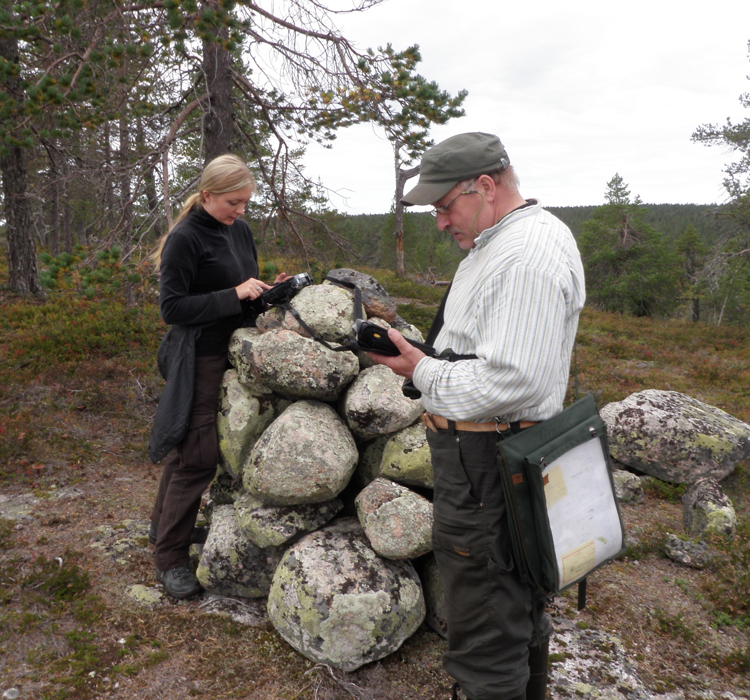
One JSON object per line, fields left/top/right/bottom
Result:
{"left": 234, "top": 492, "right": 343, "bottom": 548}
{"left": 267, "top": 518, "right": 425, "bottom": 672}
{"left": 356, "top": 435, "right": 393, "bottom": 487}
{"left": 600, "top": 390, "right": 750, "bottom": 483}
{"left": 325, "top": 268, "right": 397, "bottom": 323}
{"left": 256, "top": 283, "right": 360, "bottom": 343}
{"left": 243, "top": 401, "right": 358, "bottom": 506}
{"left": 612, "top": 469, "right": 644, "bottom": 504}
{"left": 195, "top": 505, "right": 285, "bottom": 598}
{"left": 661, "top": 533, "right": 713, "bottom": 569}
{"left": 227, "top": 328, "right": 273, "bottom": 395}
{"left": 379, "top": 423, "right": 434, "bottom": 489}
{"left": 208, "top": 467, "right": 244, "bottom": 506}
{"left": 391, "top": 315, "right": 425, "bottom": 343}
{"left": 216, "top": 369, "right": 290, "bottom": 480}
{"left": 420, "top": 555, "right": 447, "bottom": 639}
{"left": 341, "top": 365, "right": 423, "bottom": 440}
{"left": 242, "top": 329, "right": 359, "bottom": 401}
{"left": 682, "top": 477, "right": 737, "bottom": 539}
{"left": 355, "top": 478, "right": 433, "bottom": 560}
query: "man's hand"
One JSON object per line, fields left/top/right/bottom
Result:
{"left": 366, "top": 329, "right": 426, "bottom": 379}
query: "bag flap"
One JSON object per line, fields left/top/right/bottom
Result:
{"left": 500, "top": 394, "right": 601, "bottom": 470}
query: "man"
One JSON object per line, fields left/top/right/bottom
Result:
{"left": 367, "top": 132, "right": 585, "bottom": 700}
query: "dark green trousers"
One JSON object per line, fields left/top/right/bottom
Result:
{"left": 427, "top": 427, "right": 552, "bottom": 700}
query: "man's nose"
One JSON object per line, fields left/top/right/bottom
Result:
{"left": 436, "top": 212, "right": 450, "bottom": 231}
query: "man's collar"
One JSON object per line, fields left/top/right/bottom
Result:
{"left": 473, "top": 199, "right": 539, "bottom": 248}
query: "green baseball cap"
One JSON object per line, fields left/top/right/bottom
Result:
{"left": 401, "top": 132, "right": 510, "bottom": 206}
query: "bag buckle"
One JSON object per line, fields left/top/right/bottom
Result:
{"left": 495, "top": 420, "right": 512, "bottom": 437}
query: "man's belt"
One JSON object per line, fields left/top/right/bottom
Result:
{"left": 421, "top": 412, "right": 539, "bottom": 433}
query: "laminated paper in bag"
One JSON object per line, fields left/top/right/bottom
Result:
{"left": 498, "top": 394, "right": 626, "bottom": 595}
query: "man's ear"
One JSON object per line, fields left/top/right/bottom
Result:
{"left": 476, "top": 173, "right": 497, "bottom": 202}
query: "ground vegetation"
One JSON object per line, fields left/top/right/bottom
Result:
{"left": 1, "top": 258, "right": 749, "bottom": 698}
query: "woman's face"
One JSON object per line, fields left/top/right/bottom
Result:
{"left": 202, "top": 185, "right": 254, "bottom": 226}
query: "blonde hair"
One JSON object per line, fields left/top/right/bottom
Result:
{"left": 150, "top": 154, "right": 255, "bottom": 267}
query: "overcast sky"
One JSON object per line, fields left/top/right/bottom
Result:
{"left": 300, "top": 0, "right": 750, "bottom": 215}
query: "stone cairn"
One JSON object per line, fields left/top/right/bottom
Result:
{"left": 196, "top": 270, "right": 445, "bottom": 672}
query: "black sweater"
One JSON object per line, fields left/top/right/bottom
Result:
{"left": 159, "top": 207, "right": 259, "bottom": 356}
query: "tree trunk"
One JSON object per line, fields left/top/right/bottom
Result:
{"left": 394, "top": 160, "right": 419, "bottom": 278}
{"left": 103, "top": 121, "right": 114, "bottom": 231}
{"left": 138, "top": 117, "right": 162, "bottom": 241}
{"left": 0, "top": 32, "right": 43, "bottom": 296}
{"left": 47, "top": 146, "right": 61, "bottom": 255}
{"left": 202, "top": 27, "right": 234, "bottom": 164}
{"left": 1, "top": 144, "right": 44, "bottom": 296}
{"left": 119, "top": 111, "right": 132, "bottom": 245}
{"left": 61, "top": 151, "right": 73, "bottom": 250}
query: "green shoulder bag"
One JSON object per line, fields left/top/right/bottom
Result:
{"left": 497, "top": 394, "right": 626, "bottom": 599}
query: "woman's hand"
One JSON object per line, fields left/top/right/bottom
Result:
{"left": 235, "top": 277, "right": 272, "bottom": 301}
{"left": 235, "top": 272, "right": 290, "bottom": 300}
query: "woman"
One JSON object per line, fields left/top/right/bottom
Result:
{"left": 148, "top": 154, "right": 285, "bottom": 599}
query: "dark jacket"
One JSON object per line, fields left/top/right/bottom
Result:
{"left": 148, "top": 207, "right": 259, "bottom": 463}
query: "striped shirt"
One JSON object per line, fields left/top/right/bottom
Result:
{"left": 412, "top": 200, "right": 585, "bottom": 423}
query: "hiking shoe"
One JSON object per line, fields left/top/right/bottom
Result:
{"left": 149, "top": 521, "right": 209, "bottom": 546}
{"left": 155, "top": 565, "right": 202, "bottom": 599}
{"left": 451, "top": 684, "right": 470, "bottom": 700}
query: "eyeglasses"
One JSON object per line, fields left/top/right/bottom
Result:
{"left": 429, "top": 188, "right": 478, "bottom": 217}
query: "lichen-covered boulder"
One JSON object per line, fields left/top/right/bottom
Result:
{"left": 267, "top": 518, "right": 425, "bottom": 672}
{"left": 195, "top": 505, "right": 285, "bottom": 598}
{"left": 242, "top": 329, "right": 359, "bottom": 401}
{"left": 600, "top": 390, "right": 750, "bottom": 483}
{"left": 661, "top": 533, "right": 713, "bottom": 570}
{"left": 379, "top": 423, "right": 434, "bottom": 489}
{"left": 419, "top": 555, "right": 447, "bottom": 639}
{"left": 325, "top": 268, "right": 397, "bottom": 323}
{"left": 234, "top": 492, "right": 343, "bottom": 548}
{"left": 391, "top": 315, "right": 425, "bottom": 344}
{"left": 341, "top": 365, "right": 423, "bottom": 440}
{"left": 355, "top": 478, "right": 433, "bottom": 560}
{"left": 682, "top": 477, "right": 737, "bottom": 539}
{"left": 255, "top": 283, "right": 360, "bottom": 343}
{"left": 355, "top": 435, "right": 393, "bottom": 487}
{"left": 243, "top": 401, "right": 358, "bottom": 506}
{"left": 208, "top": 467, "right": 244, "bottom": 506}
{"left": 216, "top": 369, "right": 290, "bottom": 480}
{"left": 228, "top": 328, "right": 273, "bottom": 395}
{"left": 612, "top": 470, "right": 644, "bottom": 504}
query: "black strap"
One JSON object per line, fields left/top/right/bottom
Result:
{"left": 577, "top": 577, "right": 587, "bottom": 610}
{"left": 425, "top": 282, "right": 452, "bottom": 346}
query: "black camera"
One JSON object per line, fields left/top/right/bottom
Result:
{"left": 251, "top": 272, "right": 313, "bottom": 313}
{"left": 352, "top": 319, "right": 436, "bottom": 357}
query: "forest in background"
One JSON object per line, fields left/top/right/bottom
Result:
{"left": 0, "top": 2, "right": 747, "bottom": 329}
{"left": 328, "top": 200, "right": 734, "bottom": 276}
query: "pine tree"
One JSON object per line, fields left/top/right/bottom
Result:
{"left": 578, "top": 175, "right": 681, "bottom": 317}
{"left": 692, "top": 40, "right": 750, "bottom": 325}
